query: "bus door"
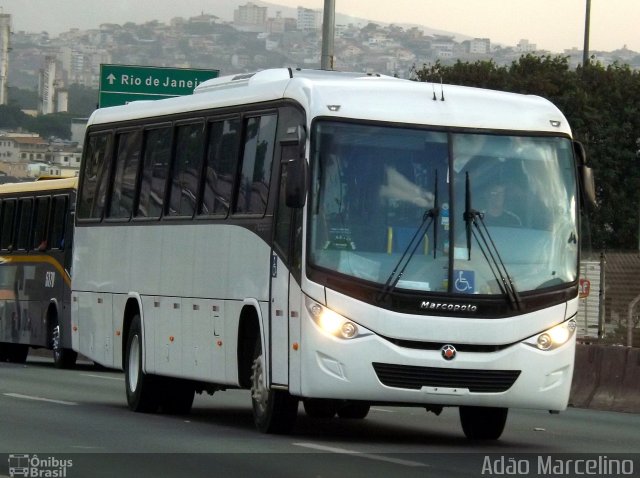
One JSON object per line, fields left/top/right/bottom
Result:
{"left": 269, "top": 129, "right": 305, "bottom": 388}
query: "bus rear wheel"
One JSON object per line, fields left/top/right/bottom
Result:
{"left": 125, "top": 315, "right": 160, "bottom": 413}
{"left": 250, "top": 338, "right": 298, "bottom": 434}
{"left": 459, "top": 406, "right": 508, "bottom": 440}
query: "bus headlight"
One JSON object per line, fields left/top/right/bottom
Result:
{"left": 525, "top": 318, "right": 577, "bottom": 351}
{"left": 305, "top": 297, "right": 359, "bottom": 339}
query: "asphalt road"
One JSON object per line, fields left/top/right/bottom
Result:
{"left": 1, "top": 356, "right": 638, "bottom": 478}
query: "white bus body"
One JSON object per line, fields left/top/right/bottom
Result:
{"left": 72, "top": 68, "right": 585, "bottom": 439}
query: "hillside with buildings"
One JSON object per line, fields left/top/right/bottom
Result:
{"left": 0, "top": 2, "right": 639, "bottom": 180}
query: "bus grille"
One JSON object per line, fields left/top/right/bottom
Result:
{"left": 372, "top": 362, "right": 521, "bottom": 393}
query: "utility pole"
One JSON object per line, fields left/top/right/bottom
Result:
{"left": 582, "top": 0, "right": 591, "bottom": 66}
{"left": 320, "top": 0, "right": 335, "bottom": 70}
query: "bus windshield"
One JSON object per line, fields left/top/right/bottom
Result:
{"left": 309, "top": 121, "right": 578, "bottom": 296}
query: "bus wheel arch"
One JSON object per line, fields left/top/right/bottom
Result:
{"left": 237, "top": 305, "right": 261, "bottom": 389}
{"left": 124, "top": 312, "right": 160, "bottom": 413}
{"left": 121, "top": 298, "right": 142, "bottom": 370}
{"left": 237, "top": 304, "right": 298, "bottom": 433}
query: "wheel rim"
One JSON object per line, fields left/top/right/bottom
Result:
{"left": 251, "top": 353, "right": 268, "bottom": 417}
{"left": 52, "top": 325, "right": 61, "bottom": 360}
{"left": 128, "top": 334, "right": 140, "bottom": 393}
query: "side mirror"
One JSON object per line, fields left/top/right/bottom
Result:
{"left": 573, "top": 141, "right": 596, "bottom": 210}
{"left": 281, "top": 125, "right": 307, "bottom": 209}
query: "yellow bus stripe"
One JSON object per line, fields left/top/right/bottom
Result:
{"left": 0, "top": 254, "right": 71, "bottom": 287}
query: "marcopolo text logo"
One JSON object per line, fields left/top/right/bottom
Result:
{"left": 8, "top": 454, "right": 73, "bottom": 478}
{"left": 420, "top": 301, "right": 478, "bottom": 313}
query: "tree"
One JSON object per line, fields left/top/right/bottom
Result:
{"left": 411, "top": 55, "right": 640, "bottom": 250}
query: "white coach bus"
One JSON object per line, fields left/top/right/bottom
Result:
{"left": 72, "top": 68, "right": 595, "bottom": 439}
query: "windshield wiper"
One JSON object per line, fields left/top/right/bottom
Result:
{"left": 463, "top": 172, "right": 522, "bottom": 311}
{"left": 378, "top": 172, "right": 439, "bottom": 303}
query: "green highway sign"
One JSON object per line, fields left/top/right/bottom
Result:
{"left": 99, "top": 64, "right": 220, "bottom": 108}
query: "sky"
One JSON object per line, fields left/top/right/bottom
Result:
{"left": 0, "top": 0, "right": 638, "bottom": 54}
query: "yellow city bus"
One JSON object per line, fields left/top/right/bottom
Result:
{"left": 0, "top": 177, "right": 77, "bottom": 367}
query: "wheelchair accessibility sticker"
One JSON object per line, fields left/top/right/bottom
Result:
{"left": 454, "top": 269, "right": 475, "bottom": 293}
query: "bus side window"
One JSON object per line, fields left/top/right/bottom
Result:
{"left": 32, "top": 196, "right": 50, "bottom": 251}
{"left": 0, "top": 199, "right": 16, "bottom": 250}
{"left": 16, "top": 198, "right": 33, "bottom": 251}
{"left": 200, "top": 118, "right": 240, "bottom": 217}
{"left": 108, "top": 130, "right": 142, "bottom": 220}
{"left": 235, "top": 114, "right": 277, "bottom": 215}
{"left": 137, "top": 126, "right": 172, "bottom": 219}
{"left": 50, "top": 196, "right": 68, "bottom": 250}
{"left": 78, "top": 132, "right": 113, "bottom": 220}
{"left": 168, "top": 122, "right": 204, "bottom": 217}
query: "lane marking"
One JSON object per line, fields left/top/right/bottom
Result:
{"left": 3, "top": 393, "right": 77, "bottom": 406}
{"left": 371, "top": 407, "right": 395, "bottom": 413}
{"left": 80, "top": 373, "right": 124, "bottom": 381}
{"left": 292, "top": 442, "right": 427, "bottom": 467}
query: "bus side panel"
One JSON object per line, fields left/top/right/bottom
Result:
{"left": 71, "top": 292, "right": 79, "bottom": 353}
{"left": 180, "top": 298, "right": 225, "bottom": 383}
{"left": 0, "top": 265, "right": 18, "bottom": 344}
{"left": 223, "top": 299, "right": 245, "bottom": 387}
{"left": 129, "top": 227, "right": 162, "bottom": 296}
{"left": 111, "top": 293, "right": 127, "bottom": 369}
{"left": 2, "top": 262, "right": 46, "bottom": 348}
{"left": 288, "top": 282, "right": 303, "bottom": 395}
{"left": 140, "top": 295, "right": 157, "bottom": 374}
{"left": 75, "top": 290, "right": 113, "bottom": 367}
{"left": 155, "top": 296, "right": 183, "bottom": 377}
{"left": 59, "top": 280, "right": 74, "bottom": 350}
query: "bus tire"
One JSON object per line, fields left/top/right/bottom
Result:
{"left": 160, "top": 378, "right": 195, "bottom": 415}
{"left": 250, "top": 338, "right": 298, "bottom": 434}
{"left": 51, "top": 321, "right": 77, "bottom": 369}
{"left": 303, "top": 399, "right": 338, "bottom": 419}
{"left": 125, "top": 315, "right": 160, "bottom": 413}
{"left": 0, "top": 342, "right": 9, "bottom": 362}
{"left": 337, "top": 401, "right": 370, "bottom": 419}
{"left": 459, "top": 406, "right": 508, "bottom": 440}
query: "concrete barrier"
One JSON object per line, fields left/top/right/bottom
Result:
{"left": 570, "top": 344, "right": 640, "bottom": 413}
{"left": 568, "top": 344, "right": 601, "bottom": 408}
{"left": 614, "top": 347, "right": 640, "bottom": 412}
{"left": 588, "top": 345, "right": 627, "bottom": 410}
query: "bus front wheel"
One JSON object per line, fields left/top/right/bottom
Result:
{"left": 125, "top": 315, "right": 160, "bottom": 413}
{"left": 459, "top": 406, "right": 508, "bottom": 440}
{"left": 250, "top": 338, "right": 298, "bottom": 434}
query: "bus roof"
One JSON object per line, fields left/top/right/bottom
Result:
{"left": 0, "top": 177, "right": 77, "bottom": 194}
{"left": 86, "top": 68, "right": 572, "bottom": 136}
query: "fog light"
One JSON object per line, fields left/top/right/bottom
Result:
{"left": 341, "top": 322, "right": 358, "bottom": 338}
{"left": 537, "top": 333, "right": 552, "bottom": 350}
